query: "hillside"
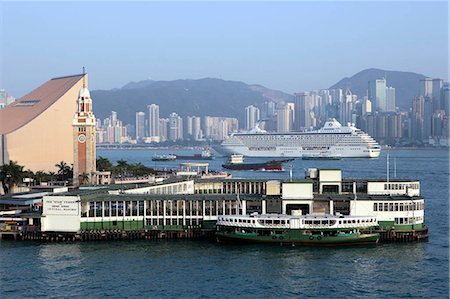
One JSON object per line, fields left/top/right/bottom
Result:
{"left": 91, "top": 78, "right": 293, "bottom": 124}
{"left": 330, "top": 68, "right": 427, "bottom": 111}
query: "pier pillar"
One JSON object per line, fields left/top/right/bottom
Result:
{"left": 241, "top": 200, "right": 246, "bottom": 215}
{"left": 329, "top": 200, "right": 334, "bottom": 215}
{"left": 262, "top": 200, "right": 266, "bottom": 214}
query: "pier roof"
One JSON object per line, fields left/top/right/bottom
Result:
{"left": 77, "top": 193, "right": 263, "bottom": 202}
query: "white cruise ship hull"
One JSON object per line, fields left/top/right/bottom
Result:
{"left": 220, "top": 145, "right": 380, "bottom": 158}
{"left": 219, "top": 119, "right": 381, "bottom": 158}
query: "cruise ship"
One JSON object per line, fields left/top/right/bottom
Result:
{"left": 219, "top": 119, "right": 380, "bottom": 158}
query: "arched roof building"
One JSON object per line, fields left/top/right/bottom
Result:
{"left": 0, "top": 74, "right": 87, "bottom": 172}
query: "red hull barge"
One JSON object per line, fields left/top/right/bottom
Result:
{"left": 222, "top": 159, "right": 293, "bottom": 171}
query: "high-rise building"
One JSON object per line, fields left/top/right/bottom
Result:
{"left": 72, "top": 76, "right": 96, "bottom": 185}
{"left": 169, "top": 112, "right": 183, "bottom": 141}
{"left": 443, "top": 82, "right": 449, "bottom": 116}
{"left": 420, "top": 78, "right": 444, "bottom": 112}
{"left": 276, "top": 103, "right": 293, "bottom": 133}
{"left": 294, "top": 92, "right": 314, "bottom": 130}
{"left": 186, "top": 116, "right": 202, "bottom": 141}
{"left": 339, "top": 89, "right": 356, "bottom": 125}
{"left": 368, "top": 78, "right": 387, "bottom": 112}
{"left": 245, "top": 105, "right": 260, "bottom": 130}
{"left": 135, "top": 112, "right": 145, "bottom": 141}
{"left": 385, "top": 86, "right": 396, "bottom": 112}
{"left": 148, "top": 104, "right": 160, "bottom": 138}
{"left": 420, "top": 78, "right": 433, "bottom": 98}
{"left": 203, "top": 116, "right": 238, "bottom": 141}
{"left": 159, "top": 118, "right": 169, "bottom": 142}
{"left": 362, "top": 97, "right": 372, "bottom": 116}
{"left": 432, "top": 79, "right": 444, "bottom": 111}
{"left": 261, "top": 101, "right": 276, "bottom": 119}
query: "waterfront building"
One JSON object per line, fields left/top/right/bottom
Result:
{"left": 135, "top": 112, "right": 145, "bottom": 141}
{"left": 368, "top": 78, "right": 387, "bottom": 112}
{"left": 72, "top": 74, "right": 96, "bottom": 185}
{"left": 203, "top": 116, "right": 238, "bottom": 141}
{"left": 98, "top": 112, "right": 127, "bottom": 144}
{"left": 0, "top": 74, "right": 86, "bottom": 172}
{"left": 148, "top": 104, "right": 160, "bottom": 138}
{"left": 185, "top": 116, "right": 202, "bottom": 141}
{"left": 37, "top": 168, "right": 426, "bottom": 243}
{"left": 245, "top": 105, "right": 260, "bottom": 130}
{"left": 158, "top": 118, "right": 169, "bottom": 142}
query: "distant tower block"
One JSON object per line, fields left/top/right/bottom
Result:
{"left": 73, "top": 70, "right": 96, "bottom": 185}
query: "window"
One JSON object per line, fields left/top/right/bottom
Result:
{"left": 373, "top": 203, "right": 378, "bottom": 211}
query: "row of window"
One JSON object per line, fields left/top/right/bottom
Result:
{"left": 373, "top": 202, "right": 424, "bottom": 212}
{"left": 394, "top": 216, "right": 423, "bottom": 225}
{"left": 383, "top": 183, "right": 419, "bottom": 190}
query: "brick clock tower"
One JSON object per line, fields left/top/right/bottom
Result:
{"left": 73, "top": 71, "right": 96, "bottom": 185}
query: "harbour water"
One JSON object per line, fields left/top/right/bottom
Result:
{"left": 0, "top": 148, "right": 448, "bottom": 298}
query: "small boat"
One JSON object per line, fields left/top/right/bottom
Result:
{"left": 152, "top": 154, "right": 177, "bottom": 161}
{"left": 222, "top": 154, "right": 292, "bottom": 171}
{"left": 216, "top": 213, "right": 379, "bottom": 246}
{"left": 176, "top": 149, "right": 214, "bottom": 160}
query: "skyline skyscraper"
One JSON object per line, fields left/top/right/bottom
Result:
{"left": 277, "top": 102, "right": 293, "bottom": 133}
{"left": 385, "top": 86, "right": 396, "bottom": 112}
{"left": 169, "top": 112, "right": 183, "bottom": 141}
{"left": 245, "top": 105, "right": 260, "bottom": 130}
{"left": 148, "top": 104, "right": 160, "bottom": 138}
{"left": 294, "top": 92, "right": 314, "bottom": 130}
{"left": 135, "top": 111, "right": 145, "bottom": 141}
{"left": 368, "top": 78, "right": 387, "bottom": 112}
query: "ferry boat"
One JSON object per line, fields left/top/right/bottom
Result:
{"left": 152, "top": 154, "right": 177, "bottom": 161}
{"left": 219, "top": 119, "right": 380, "bottom": 158}
{"left": 216, "top": 213, "right": 380, "bottom": 246}
{"left": 222, "top": 154, "right": 292, "bottom": 171}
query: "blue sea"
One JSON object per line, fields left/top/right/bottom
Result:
{"left": 0, "top": 148, "right": 448, "bottom": 298}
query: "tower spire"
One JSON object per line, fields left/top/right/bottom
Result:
{"left": 82, "top": 66, "right": 86, "bottom": 88}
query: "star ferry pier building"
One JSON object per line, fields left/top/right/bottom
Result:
{"left": 36, "top": 168, "right": 427, "bottom": 243}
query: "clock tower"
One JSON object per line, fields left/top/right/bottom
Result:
{"left": 73, "top": 71, "right": 96, "bottom": 185}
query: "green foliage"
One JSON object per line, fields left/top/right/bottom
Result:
{"left": 55, "top": 161, "right": 73, "bottom": 181}
{"left": 96, "top": 156, "right": 113, "bottom": 171}
{"left": 0, "top": 161, "right": 25, "bottom": 193}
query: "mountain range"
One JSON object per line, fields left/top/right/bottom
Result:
{"left": 91, "top": 68, "right": 430, "bottom": 125}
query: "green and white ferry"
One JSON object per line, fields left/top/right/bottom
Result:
{"left": 216, "top": 213, "right": 379, "bottom": 246}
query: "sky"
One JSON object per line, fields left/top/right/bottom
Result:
{"left": 0, "top": 1, "right": 448, "bottom": 97}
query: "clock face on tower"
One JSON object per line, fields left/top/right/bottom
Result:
{"left": 78, "top": 134, "right": 86, "bottom": 143}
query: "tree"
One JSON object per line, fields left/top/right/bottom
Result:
{"left": 96, "top": 156, "right": 113, "bottom": 172}
{"left": 0, "top": 161, "right": 25, "bottom": 194}
{"left": 115, "top": 159, "right": 129, "bottom": 177}
{"left": 78, "top": 172, "right": 89, "bottom": 185}
{"left": 34, "top": 171, "right": 47, "bottom": 185}
{"left": 55, "top": 161, "right": 72, "bottom": 182}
